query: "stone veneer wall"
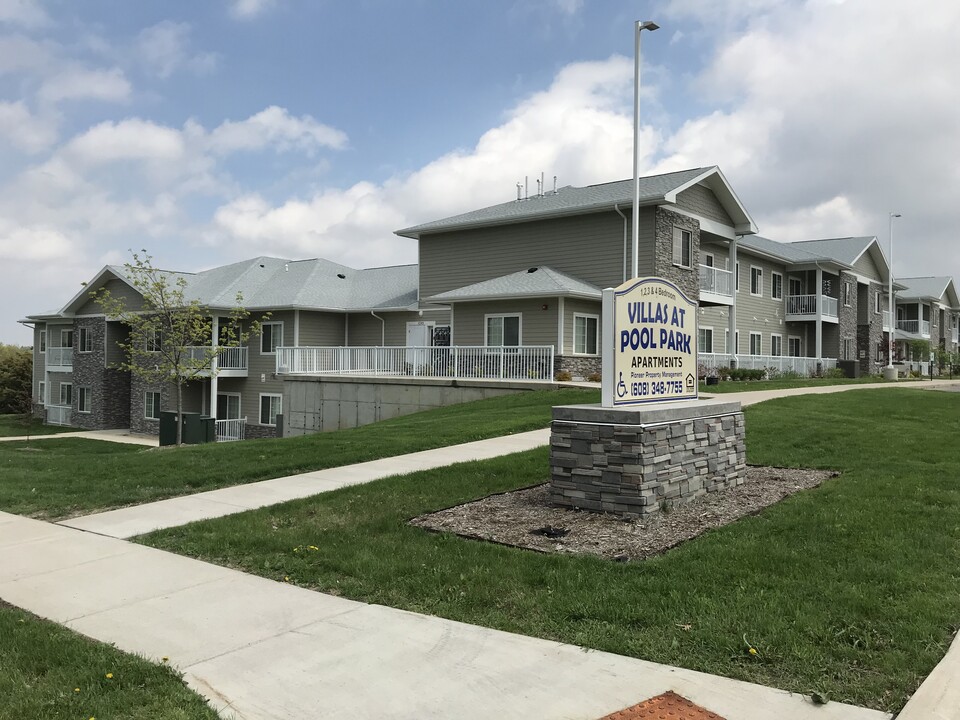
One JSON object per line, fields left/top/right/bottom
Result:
{"left": 71, "top": 317, "right": 131, "bottom": 430}
{"left": 837, "top": 272, "right": 858, "bottom": 361}
{"left": 245, "top": 423, "right": 279, "bottom": 439}
{"left": 652, "top": 207, "right": 700, "bottom": 302}
{"left": 860, "top": 282, "right": 884, "bottom": 374}
{"left": 554, "top": 355, "right": 601, "bottom": 379}
{"left": 549, "top": 400, "right": 745, "bottom": 519}
{"left": 128, "top": 370, "right": 174, "bottom": 435}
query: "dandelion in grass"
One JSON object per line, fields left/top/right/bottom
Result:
{"left": 105, "top": 672, "right": 113, "bottom": 679}
{"left": 74, "top": 687, "right": 80, "bottom": 693}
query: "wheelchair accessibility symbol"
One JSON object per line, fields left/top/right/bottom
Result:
{"left": 616, "top": 371, "right": 628, "bottom": 398}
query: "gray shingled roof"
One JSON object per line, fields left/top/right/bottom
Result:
{"left": 426, "top": 266, "right": 602, "bottom": 303}
{"left": 896, "top": 277, "right": 955, "bottom": 303}
{"left": 51, "top": 257, "right": 419, "bottom": 317}
{"left": 737, "top": 235, "right": 839, "bottom": 265}
{"left": 788, "top": 236, "right": 876, "bottom": 266}
{"left": 397, "top": 167, "right": 715, "bottom": 237}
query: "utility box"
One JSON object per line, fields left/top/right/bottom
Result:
{"left": 159, "top": 411, "right": 214, "bottom": 446}
{"left": 837, "top": 360, "right": 860, "bottom": 378}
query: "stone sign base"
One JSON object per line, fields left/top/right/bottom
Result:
{"left": 549, "top": 399, "right": 746, "bottom": 519}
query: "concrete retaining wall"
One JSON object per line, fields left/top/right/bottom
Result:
{"left": 549, "top": 399, "right": 746, "bottom": 519}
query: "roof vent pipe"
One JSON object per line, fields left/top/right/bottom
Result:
{"left": 536, "top": 177, "right": 542, "bottom": 197}
{"left": 516, "top": 182, "right": 522, "bottom": 202}
{"left": 540, "top": 172, "right": 545, "bottom": 198}
{"left": 525, "top": 176, "right": 528, "bottom": 200}
{"left": 553, "top": 175, "right": 558, "bottom": 194}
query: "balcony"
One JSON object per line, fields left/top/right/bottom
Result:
{"left": 46, "top": 404, "right": 72, "bottom": 426}
{"left": 45, "top": 347, "right": 73, "bottom": 371}
{"left": 785, "top": 294, "right": 838, "bottom": 322}
{"left": 895, "top": 319, "right": 930, "bottom": 338}
{"left": 698, "top": 264, "right": 734, "bottom": 304}
{"left": 184, "top": 346, "right": 249, "bottom": 377}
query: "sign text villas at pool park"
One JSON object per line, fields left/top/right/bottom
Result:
{"left": 601, "top": 277, "right": 698, "bottom": 407}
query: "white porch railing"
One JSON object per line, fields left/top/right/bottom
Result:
{"left": 215, "top": 417, "right": 246, "bottom": 442}
{"left": 699, "top": 353, "right": 837, "bottom": 376}
{"left": 896, "top": 319, "right": 930, "bottom": 336}
{"left": 699, "top": 264, "right": 733, "bottom": 297}
{"left": 46, "top": 347, "right": 73, "bottom": 369}
{"left": 185, "top": 346, "right": 249, "bottom": 370}
{"left": 276, "top": 346, "right": 556, "bottom": 382}
{"left": 46, "top": 404, "right": 72, "bottom": 426}
{"left": 786, "top": 294, "right": 838, "bottom": 318}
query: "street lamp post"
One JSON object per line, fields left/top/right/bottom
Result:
{"left": 883, "top": 212, "right": 901, "bottom": 381}
{"left": 631, "top": 20, "right": 659, "bottom": 280}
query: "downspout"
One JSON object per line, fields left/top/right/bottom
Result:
{"left": 614, "top": 203, "right": 629, "bottom": 283}
{"left": 370, "top": 311, "right": 385, "bottom": 346}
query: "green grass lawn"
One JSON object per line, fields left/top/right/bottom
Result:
{"left": 0, "top": 414, "right": 77, "bottom": 437}
{"left": 142, "top": 388, "right": 960, "bottom": 712}
{"left": 0, "top": 388, "right": 598, "bottom": 519}
{"left": 700, "top": 376, "right": 925, "bottom": 393}
{"left": 0, "top": 600, "right": 219, "bottom": 720}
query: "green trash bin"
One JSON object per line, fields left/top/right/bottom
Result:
{"left": 199, "top": 415, "right": 215, "bottom": 443}
{"left": 159, "top": 411, "right": 178, "bottom": 446}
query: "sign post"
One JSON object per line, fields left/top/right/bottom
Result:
{"left": 602, "top": 277, "right": 698, "bottom": 407}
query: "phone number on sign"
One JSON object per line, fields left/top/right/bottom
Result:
{"left": 631, "top": 380, "right": 684, "bottom": 396}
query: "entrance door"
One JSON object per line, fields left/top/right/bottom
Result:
{"left": 405, "top": 321, "right": 435, "bottom": 369}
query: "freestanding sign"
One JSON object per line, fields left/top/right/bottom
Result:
{"left": 601, "top": 277, "right": 698, "bottom": 407}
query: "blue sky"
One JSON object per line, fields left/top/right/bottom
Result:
{"left": 2, "top": 0, "right": 960, "bottom": 343}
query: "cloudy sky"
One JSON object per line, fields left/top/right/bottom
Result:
{"left": 2, "top": 0, "right": 958, "bottom": 344}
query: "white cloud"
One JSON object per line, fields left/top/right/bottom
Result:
{"left": 63, "top": 118, "right": 186, "bottom": 165}
{"left": 0, "top": 0, "right": 48, "bottom": 28}
{"left": 38, "top": 67, "right": 131, "bottom": 104}
{"left": 0, "top": 223, "right": 71, "bottom": 262}
{"left": 0, "top": 101, "right": 58, "bottom": 152}
{"left": 229, "top": 0, "right": 277, "bottom": 20}
{"left": 0, "top": 34, "right": 55, "bottom": 75}
{"left": 207, "top": 106, "right": 348, "bottom": 155}
{"left": 137, "top": 20, "right": 219, "bottom": 79}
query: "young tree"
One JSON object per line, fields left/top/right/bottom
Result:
{"left": 92, "top": 250, "right": 267, "bottom": 446}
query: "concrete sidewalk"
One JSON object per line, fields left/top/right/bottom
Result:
{"left": 0, "top": 511, "right": 888, "bottom": 720}
{"left": 0, "top": 427, "right": 158, "bottom": 446}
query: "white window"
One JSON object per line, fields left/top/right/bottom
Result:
{"left": 260, "top": 322, "right": 283, "bottom": 354}
{"left": 37, "top": 381, "right": 45, "bottom": 404}
{"left": 59, "top": 382, "right": 72, "bottom": 406}
{"left": 875, "top": 292, "right": 882, "bottom": 314}
{"left": 735, "top": 262, "right": 740, "bottom": 291}
{"left": 771, "top": 272, "right": 783, "bottom": 301}
{"left": 750, "top": 266, "right": 763, "bottom": 297}
{"left": 844, "top": 282, "right": 852, "bottom": 307}
{"left": 842, "top": 337, "right": 853, "bottom": 360}
{"left": 78, "top": 327, "right": 93, "bottom": 353}
{"left": 573, "top": 314, "right": 599, "bottom": 355}
{"left": 699, "top": 327, "right": 714, "bottom": 353}
{"left": 144, "top": 328, "right": 162, "bottom": 352}
{"left": 61, "top": 329, "right": 74, "bottom": 348}
{"left": 672, "top": 227, "right": 692, "bottom": 268}
{"left": 703, "top": 252, "right": 714, "bottom": 268}
{"left": 39, "top": 330, "right": 46, "bottom": 353}
{"left": 259, "top": 394, "right": 282, "bottom": 426}
{"left": 144, "top": 391, "right": 161, "bottom": 420}
{"left": 770, "top": 334, "right": 783, "bottom": 357}
{"left": 78, "top": 387, "right": 91, "bottom": 413}
{"left": 735, "top": 330, "right": 740, "bottom": 353}
{"left": 788, "top": 336, "right": 802, "bottom": 357}
{"left": 485, "top": 314, "right": 521, "bottom": 346}
{"left": 217, "top": 393, "right": 242, "bottom": 420}
{"left": 749, "top": 332, "right": 762, "bottom": 356}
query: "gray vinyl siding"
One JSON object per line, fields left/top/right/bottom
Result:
{"left": 735, "top": 254, "right": 788, "bottom": 347}
{"left": 345, "top": 311, "right": 437, "bottom": 346}
{"left": 47, "top": 322, "right": 73, "bottom": 348}
{"left": 76, "top": 278, "right": 143, "bottom": 315}
{"left": 675, "top": 185, "right": 734, "bottom": 225}
{"left": 697, "top": 308, "right": 728, "bottom": 352}
{"left": 451, "top": 299, "right": 558, "bottom": 347}
{"left": 852, "top": 251, "right": 882, "bottom": 281}
{"left": 561, "top": 298, "right": 602, "bottom": 355}
{"left": 700, "top": 243, "right": 731, "bottom": 269}
{"left": 33, "top": 324, "right": 45, "bottom": 402}
{"left": 418, "top": 207, "right": 656, "bottom": 300}
{"left": 105, "top": 322, "right": 128, "bottom": 367}
{"left": 298, "top": 311, "right": 346, "bottom": 346}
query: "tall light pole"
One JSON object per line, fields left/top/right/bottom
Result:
{"left": 884, "top": 212, "right": 901, "bottom": 380}
{"left": 631, "top": 20, "right": 659, "bottom": 279}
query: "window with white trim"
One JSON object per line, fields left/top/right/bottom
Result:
{"left": 260, "top": 394, "right": 282, "bottom": 426}
{"left": 842, "top": 337, "right": 853, "bottom": 360}
{"left": 78, "top": 387, "right": 91, "bottom": 413}
{"left": 59, "top": 382, "right": 72, "bottom": 406}
{"left": 844, "top": 282, "right": 852, "bottom": 307}
{"left": 672, "top": 227, "right": 692, "bottom": 268}
{"left": 788, "top": 337, "right": 802, "bottom": 357}
{"left": 749, "top": 332, "right": 762, "bottom": 356}
{"left": 37, "top": 381, "right": 45, "bottom": 404}
{"left": 260, "top": 322, "right": 283, "bottom": 354}
{"left": 39, "top": 330, "right": 46, "bottom": 353}
{"left": 771, "top": 272, "right": 783, "bottom": 301}
{"left": 735, "top": 263, "right": 740, "bottom": 291}
{"left": 573, "top": 314, "right": 599, "bottom": 355}
{"left": 144, "top": 328, "right": 162, "bottom": 352}
{"left": 698, "top": 327, "right": 714, "bottom": 353}
{"left": 735, "top": 330, "right": 740, "bottom": 353}
{"left": 144, "top": 391, "right": 161, "bottom": 420}
{"left": 770, "top": 334, "right": 783, "bottom": 357}
{"left": 78, "top": 327, "right": 93, "bottom": 353}
{"left": 875, "top": 291, "right": 882, "bottom": 314}
{"left": 217, "top": 393, "right": 241, "bottom": 421}
{"left": 750, "top": 266, "right": 763, "bottom": 297}
{"left": 61, "top": 329, "right": 73, "bottom": 348}
{"left": 703, "top": 252, "right": 714, "bottom": 268}
{"left": 485, "top": 314, "right": 520, "bottom": 346}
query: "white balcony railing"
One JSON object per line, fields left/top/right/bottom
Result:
{"left": 895, "top": 319, "right": 930, "bottom": 337}
{"left": 215, "top": 417, "right": 246, "bottom": 442}
{"left": 922, "top": 320, "right": 931, "bottom": 337}
{"left": 184, "top": 346, "right": 249, "bottom": 371}
{"left": 699, "top": 264, "right": 733, "bottom": 297}
{"left": 46, "top": 404, "right": 72, "bottom": 426}
{"left": 276, "top": 345, "right": 556, "bottom": 382}
{"left": 699, "top": 353, "right": 837, "bottom": 377}
{"left": 786, "top": 294, "right": 838, "bottom": 319}
{"left": 46, "top": 347, "right": 73, "bottom": 369}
